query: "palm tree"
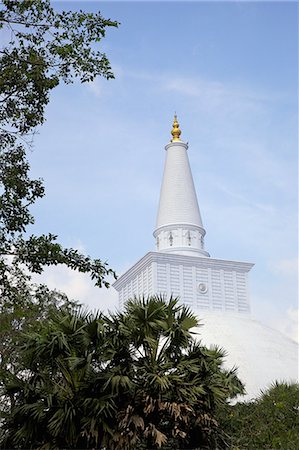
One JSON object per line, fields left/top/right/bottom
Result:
{"left": 102, "top": 296, "right": 244, "bottom": 449}
{"left": 1, "top": 308, "right": 116, "bottom": 449}
{"left": 0, "top": 296, "right": 244, "bottom": 449}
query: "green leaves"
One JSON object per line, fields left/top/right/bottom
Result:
{"left": 0, "top": 1, "right": 117, "bottom": 290}
{"left": 0, "top": 143, "right": 44, "bottom": 233}
{"left": 13, "top": 233, "right": 116, "bottom": 286}
{"left": 220, "top": 381, "right": 299, "bottom": 449}
{"left": 0, "top": 1, "right": 119, "bottom": 139}
{"left": 0, "top": 297, "right": 244, "bottom": 449}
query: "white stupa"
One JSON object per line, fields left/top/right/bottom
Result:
{"left": 113, "top": 116, "right": 298, "bottom": 399}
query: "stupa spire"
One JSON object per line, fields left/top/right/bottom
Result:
{"left": 171, "top": 114, "right": 182, "bottom": 142}
{"left": 153, "top": 117, "right": 209, "bottom": 257}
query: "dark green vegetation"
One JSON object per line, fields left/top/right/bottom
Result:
{"left": 0, "top": 296, "right": 244, "bottom": 449}
{"left": 1, "top": 295, "right": 298, "bottom": 449}
{"left": 2, "top": 292, "right": 297, "bottom": 449}
{"left": 220, "top": 381, "right": 299, "bottom": 450}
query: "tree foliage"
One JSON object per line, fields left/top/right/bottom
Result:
{"left": 219, "top": 381, "right": 299, "bottom": 449}
{"left": 0, "top": 0, "right": 118, "bottom": 285}
{"left": 0, "top": 0, "right": 118, "bottom": 373}
{"left": 0, "top": 0, "right": 118, "bottom": 137}
{"left": 0, "top": 296, "right": 244, "bottom": 449}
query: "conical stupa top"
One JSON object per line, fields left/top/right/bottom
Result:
{"left": 154, "top": 116, "right": 208, "bottom": 257}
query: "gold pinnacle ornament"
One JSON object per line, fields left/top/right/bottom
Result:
{"left": 171, "top": 114, "right": 182, "bottom": 142}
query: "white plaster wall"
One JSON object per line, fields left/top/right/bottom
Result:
{"left": 118, "top": 264, "right": 153, "bottom": 309}
{"left": 115, "top": 253, "right": 252, "bottom": 314}
{"left": 155, "top": 261, "right": 250, "bottom": 313}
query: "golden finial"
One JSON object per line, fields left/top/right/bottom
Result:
{"left": 171, "top": 114, "right": 182, "bottom": 142}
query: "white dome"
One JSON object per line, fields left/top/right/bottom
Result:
{"left": 193, "top": 311, "right": 299, "bottom": 400}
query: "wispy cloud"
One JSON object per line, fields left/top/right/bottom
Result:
{"left": 213, "top": 181, "right": 276, "bottom": 213}
{"left": 162, "top": 76, "right": 265, "bottom": 112}
{"left": 33, "top": 265, "right": 119, "bottom": 314}
{"left": 87, "top": 79, "right": 103, "bottom": 98}
{"left": 273, "top": 307, "right": 299, "bottom": 343}
{"left": 123, "top": 69, "right": 289, "bottom": 113}
{"left": 86, "top": 63, "right": 125, "bottom": 98}
{"left": 269, "top": 258, "right": 298, "bottom": 276}
{"left": 87, "top": 66, "right": 278, "bottom": 107}
{"left": 31, "top": 241, "right": 119, "bottom": 313}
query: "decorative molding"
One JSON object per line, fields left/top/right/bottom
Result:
{"left": 113, "top": 251, "right": 254, "bottom": 290}
{"left": 198, "top": 282, "right": 208, "bottom": 294}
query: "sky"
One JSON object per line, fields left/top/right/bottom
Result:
{"left": 27, "top": 1, "right": 298, "bottom": 341}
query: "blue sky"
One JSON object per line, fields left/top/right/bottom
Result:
{"left": 29, "top": 1, "right": 298, "bottom": 340}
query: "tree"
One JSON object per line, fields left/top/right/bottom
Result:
{"left": 0, "top": 1, "right": 118, "bottom": 372}
{"left": 0, "top": 0, "right": 118, "bottom": 140}
{"left": 0, "top": 296, "right": 245, "bottom": 449}
{"left": 0, "top": 0, "right": 118, "bottom": 284}
{"left": 220, "top": 381, "right": 299, "bottom": 449}
{"left": 106, "top": 297, "right": 244, "bottom": 449}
